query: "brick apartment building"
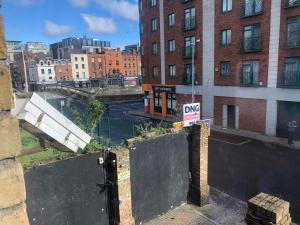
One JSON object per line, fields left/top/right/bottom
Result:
{"left": 140, "top": 0, "right": 300, "bottom": 139}
{"left": 123, "top": 50, "right": 142, "bottom": 76}
{"left": 87, "top": 53, "right": 106, "bottom": 78}
{"left": 53, "top": 59, "right": 73, "bottom": 81}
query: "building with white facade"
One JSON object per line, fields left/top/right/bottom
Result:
{"left": 70, "top": 53, "right": 89, "bottom": 81}
{"left": 28, "top": 58, "right": 56, "bottom": 84}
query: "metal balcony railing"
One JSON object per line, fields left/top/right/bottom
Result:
{"left": 241, "top": 36, "right": 262, "bottom": 53}
{"left": 285, "top": 31, "right": 300, "bottom": 48}
{"left": 240, "top": 0, "right": 263, "bottom": 18}
{"left": 182, "top": 73, "right": 195, "bottom": 85}
{"left": 285, "top": 0, "right": 300, "bottom": 8}
{"left": 279, "top": 71, "right": 300, "bottom": 88}
{"left": 182, "top": 46, "right": 195, "bottom": 59}
{"left": 182, "top": 16, "right": 196, "bottom": 31}
{"left": 240, "top": 73, "right": 260, "bottom": 87}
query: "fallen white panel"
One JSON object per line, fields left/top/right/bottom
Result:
{"left": 14, "top": 92, "right": 92, "bottom": 152}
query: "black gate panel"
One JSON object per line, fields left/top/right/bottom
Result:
{"left": 25, "top": 153, "right": 110, "bottom": 225}
{"left": 130, "top": 133, "right": 190, "bottom": 224}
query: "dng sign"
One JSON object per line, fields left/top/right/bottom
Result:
{"left": 183, "top": 103, "right": 201, "bottom": 127}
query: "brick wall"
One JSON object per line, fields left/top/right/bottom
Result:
{"left": 0, "top": 15, "right": 30, "bottom": 225}
{"left": 214, "top": 96, "right": 267, "bottom": 133}
{"left": 214, "top": 0, "right": 272, "bottom": 87}
{"left": 277, "top": 2, "right": 300, "bottom": 86}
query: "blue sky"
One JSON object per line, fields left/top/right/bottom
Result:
{"left": 3, "top": 0, "right": 140, "bottom": 48}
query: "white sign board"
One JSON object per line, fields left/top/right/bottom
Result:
{"left": 183, "top": 103, "right": 201, "bottom": 127}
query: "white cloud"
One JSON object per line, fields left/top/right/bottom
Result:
{"left": 81, "top": 14, "right": 117, "bottom": 34}
{"left": 96, "top": 0, "right": 139, "bottom": 21}
{"left": 69, "top": 0, "right": 89, "bottom": 7}
{"left": 43, "top": 21, "right": 72, "bottom": 36}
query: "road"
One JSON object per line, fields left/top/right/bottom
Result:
{"left": 208, "top": 132, "right": 300, "bottom": 223}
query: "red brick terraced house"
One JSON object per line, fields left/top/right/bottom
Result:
{"left": 139, "top": 0, "right": 300, "bottom": 140}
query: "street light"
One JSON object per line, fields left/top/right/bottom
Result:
{"left": 192, "top": 39, "right": 201, "bottom": 103}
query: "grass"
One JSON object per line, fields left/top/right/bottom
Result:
{"left": 20, "top": 129, "right": 39, "bottom": 150}
{"left": 18, "top": 148, "right": 74, "bottom": 170}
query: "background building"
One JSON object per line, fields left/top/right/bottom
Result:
{"left": 28, "top": 56, "right": 56, "bottom": 84}
{"left": 87, "top": 53, "right": 106, "bottom": 79}
{"left": 122, "top": 50, "right": 141, "bottom": 77}
{"left": 53, "top": 59, "right": 73, "bottom": 81}
{"left": 140, "top": 0, "right": 300, "bottom": 140}
{"left": 6, "top": 40, "right": 22, "bottom": 64}
{"left": 70, "top": 53, "right": 89, "bottom": 81}
{"left": 50, "top": 37, "right": 111, "bottom": 60}
{"left": 24, "top": 41, "right": 48, "bottom": 54}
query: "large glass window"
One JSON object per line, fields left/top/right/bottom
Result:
{"left": 284, "top": 57, "right": 300, "bottom": 86}
{"left": 241, "top": 60, "right": 260, "bottom": 85}
{"left": 183, "top": 36, "right": 195, "bottom": 58}
{"left": 183, "top": 8, "right": 195, "bottom": 31}
{"left": 184, "top": 64, "right": 193, "bottom": 85}
{"left": 154, "top": 92, "right": 162, "bottom": 113}
{"left": 243, "top": 24, "right": 261, "bottom": 52}
{"left": 286, "top": 16, "right": 300, "bottom": 48}
{"left": 167, "top": 94, "right": 176, "bottom": 115}
{"left": 243, "top": 0, "right": 263, "bottom": 17}
{"left": 150, "top": 0, "right": 157, "bottom": 7}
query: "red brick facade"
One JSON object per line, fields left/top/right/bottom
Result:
{"left": 214, "top": 0, "right": 271, "bottom": 87}
{"left": 214, "top": 96, "right": 266, "bottom": 134}
{"left": 87, "top": 53, "right": 106, "bottom": 78}
{"left": 55, "top": 63, "right": 73, "bottom": 81}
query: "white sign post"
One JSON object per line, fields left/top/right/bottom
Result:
{"left": 183, "top": 103, "right": 201, "bottom": 127}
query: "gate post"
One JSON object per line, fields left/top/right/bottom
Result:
{"left": 0, "top": 13, "right": 30, "bottom": 225}
{"left": 190, "top": 122, "right": 210, "bottom": 206}
{"left": 110, "top": 148, "right": 135, "bottom": 225}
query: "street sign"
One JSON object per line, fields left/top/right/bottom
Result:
{"left": 183, "top": 103, "right": 201, "bottom": 127}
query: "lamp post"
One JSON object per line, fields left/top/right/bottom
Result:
{"left": 191, "top": 39, "right": 201, "bottom": 103}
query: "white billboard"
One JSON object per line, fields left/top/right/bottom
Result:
{"left": 183, "top": 103, "right": 201, "bottom": 127}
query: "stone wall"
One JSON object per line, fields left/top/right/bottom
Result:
{"left": 0, "top": 15, "right": 30, "bottom": 225}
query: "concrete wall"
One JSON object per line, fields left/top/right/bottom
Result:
{"left": 0, "top": 15, "right": 30, "bottom": 225}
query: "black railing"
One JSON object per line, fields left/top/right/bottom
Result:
{"left": 241, "top": 36, "right": 262, "bottom": 53}
{"left": 285, "top": 31, "right": 300, "bottom": 48}
{"left": 182, "top": 16, "right": 196, "bottom": 31}
{"left": 240, "top": 73, "right": 260, "bottom": 87}
{"left": 182, "top": 46, "right": 195, "bottom": 59}
{"left": 240, "top": 0, "right": 263, "bottom": 18}
{"left": 279, "top": 71, "right": 300, "bottom": 88}
{"left": 182, "top": 73, "right": 195, "bottom": 85}
{"left": 285, "top": 0, "right": 300, "bottom": 8}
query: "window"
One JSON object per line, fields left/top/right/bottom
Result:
{"left": 221, "top": 29, "right": 232, "bottom": 46}
{"left": 75, "top": 57, "right": 78, "bottom": 61}
{"left": 183, "top": 36, "right": 195, "bottom": 58}
{"left": 41, "top": 69, "right": 45, "bottom": 74}
{"left": 91, "top": 58, "right": 95, "bottom": 62}
{"left": 152, "top": 66, "right": 158, "bottom": 78}
{"left": 169, "top": 65, "right": 176, "bottom": 77}
{"left": 241, "top": 60, "right": 260, "bottom": 85}
{"left": 286, "top": 16, "right": 300, "bottom": 48}
{"left": 220, "top": 61, "right": 230, "bottom": 76}
{"left": 82, "top": 64, "right": 85, "bottom": 69}
{"left": 183, "top": 8, "right": 195, "bottom": 31}
{"left": 116, "top": 60, "right": 119, "bottom": 65}
{"left": 83, "top": 72, "right": 86, "bottom": 77}
{"left": 98, "top": 58, "right": 102, "bottom": 63}
{"left": 139, "top": 0, "right": 143, "bottom": 11}
{"left": 167, "top": 94, "right": 176, "bottom": 115}
{"left": 286, "top": 0, "right": 300, "bottom": 8}
{"left": 168, "top": 39, "right": 176, "bottom": 52}
{"left": 154, "top": 92, "right": 162, "bottom": 113}
{"left": 168, "top": 13, "right": 175, "bottom": 26}
{"left": 150, "top": 0, "right": 156, "bottom": 7}
{"left": 75, "top": 64, "right": 78, "bottom": 69}
{"left": 283, "top": 57, "right": 300, "bottom": 86}
{"left": 48, "top": 69, "right": 52, "bottom": 74}
{"left": 140, "top": 23, "right": 144, "bottom": 35}
{"left": 243, "top": 24, "right": 261, "bottom": 52}
{"left": 152, "top": 42, "right": 158, "bottom": 54}
{"left": 81, "top": 57, "right": 84, "bottom": 62}
{"left": 184, "top": 64, "right": 193, "bottom": 84}
{"left": 222, "top": 0, "right": 232, "bottom": 12}
{"left": 76, "top": 72, "right": 79, "bottom": 78}
{"left": 151, "top": 18, "right": 157, "bottom": 31}
{"left": 242, "top": 0, "right": 263, "bottom": 17}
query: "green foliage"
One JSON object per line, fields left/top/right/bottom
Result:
{"left": 79, "top": 137, "right": 111, "bottom": 154}
{"left": 18, "top": 148, "right": 74, "bottom": 170}
{"left": 70, "top": 100, "right": 105, "bottom": 134}
{"left": 20, "top": 129, "right": 39, "bottom": 150}
{"left": 135, "top": 122, "right": 171, "bottom": 136}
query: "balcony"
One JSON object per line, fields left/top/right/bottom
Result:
{"left": 285, "top": 0, "right": 300, "bottom": 8}
{"left": 240, "top": 73, "right": 260, "bottom": 87}
{"left": 182, "top": 73, "right": 195, "bottom": 85}
{"left": 182, "top": 46, "right": 195, "bottom": 59}
{"left": 279, "top": 71, "right": 300, "bottom": 88}
{"left": 182, "top": 16, "right": 196, "bottom": 31}
{"left": 285, "top": 31, "right": 300, "bottom": 48}
{"left": 240, "top": 0, "right": 263, "bottom": 18}
{"left": 241, "top": 36, "right": 262, "bottom": 53}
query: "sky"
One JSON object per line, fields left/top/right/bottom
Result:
{"left": 3, "top": 0, "right": 140, "bottom": 48}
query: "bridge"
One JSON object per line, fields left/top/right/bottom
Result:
{"left": 43, "top": 84, "right": 144, "bottom": 105}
